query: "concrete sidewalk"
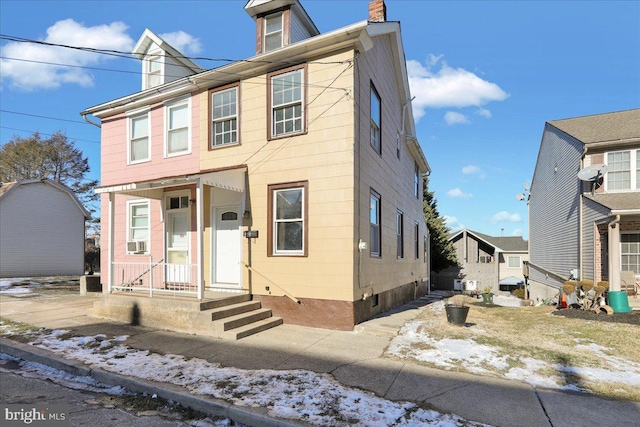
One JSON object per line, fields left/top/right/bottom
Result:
{"left": 1, "top": 291, "right": 639, "bottom": 427}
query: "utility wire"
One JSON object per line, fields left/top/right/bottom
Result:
{"left": 0, "top": 109, "right": 89, "bottom": 125}
{"left": 0, "top": 126, "right": 100, "bottom": 145}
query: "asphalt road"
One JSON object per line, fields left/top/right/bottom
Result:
{"left": 0, "top": 366, "right": 216, "bottom": 426}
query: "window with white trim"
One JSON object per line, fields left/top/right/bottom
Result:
{"left": 370, "top": 189, "right": 381, "bottom": 257}
{"left": 621, "top": 233, "right": 640, "bottom": 274}
{"left": 211, "top": 86, "right": 238, "bottom": 148}
{"left": 508, "top": 256, "right": 521, "bottom": 268}
{"left": 264, "top": 12, "right": 283, "bottom": 53}
{"left": 414, "top": 222, "right": 420, "bottom": 259}
{"left": 370, "top": 85, "right": 381, "bottom": 154}
{"left": 146, "top": 54, "right": 162, "bottom": 89}
{"left": 165, "top": 99, "right": 190, "bottom": 156}
{"left": 128, "top": 112, "right": 150, "bottom": 164}
{"left": 128, "top": 201, "right": 149, "bottom": 254}
{"left": 605, "top": 149, "right": 640, "bottom": 191}
{"left": 414, "top": 162, "right": 420, "bottom": 199}
{"left": 269, "top": 181, "right": 307, "bottom": 256}
{"left": 396, "top": 210, "right": 404, "bottom": 259}
{"left": 270, "top": 67, "right": 304, "bottom": 138}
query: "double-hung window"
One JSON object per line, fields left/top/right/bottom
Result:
{"left": 269, "top": 181, "right": 308, "bottom": 256}
{"left": 370, "top": 189, "right": 381, "bottom": 257}
{"left": 396, "top": 210, "right": 404, "bottom": 259}
{"left": 146, "top": 55, "right": 162, "bottom": 89}
{"left": 621, "top": 233, "right": 640, "bottom": 274}
{"left": 264, "top": 12, "right": 283, "bottom": 52}
{"left": 370, "top": 85, "right": 381, "bottom": 154}
{"left": 414, "top": 162, "right": 420, "bottom": 198}
{"left": 211, "top": 85, "right": 239, "bottom": 148}
{"left": 128, "top": 111, "right": 150, "bottom": 164}
{"left": 270, "top": 67, "right": 305, "bottom": 138}
{"left": 128, "top": 200, "right": 150, "bottom": 254}
{"left": 414, "top": 222, "right": 420, "bottom": 259}
{"left": 605, "top": 149, "right": 640, "bottom": 191}
{"left": 165, "top": 99, "right": 190, "bottom": 156}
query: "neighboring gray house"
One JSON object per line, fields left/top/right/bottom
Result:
{"left": 528, "top": 109, "right": 640, "bottom": 300}
{"left": 0, "top": 179, "right": 90, "bottom": 277}
{"left": 432, "top": 229, "right": 528, "bottom": 293}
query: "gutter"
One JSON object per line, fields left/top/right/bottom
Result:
{"left": 81, "top": 113, "right": 101, "bottom": 129}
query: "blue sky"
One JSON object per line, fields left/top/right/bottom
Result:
{"left": 1, "top": 0, "right": 639, "bottom": 239}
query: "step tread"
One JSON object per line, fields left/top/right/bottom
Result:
{"left": 222, "top": 317, "right": 284, "bottom": 340}
{"left": 209, "top": 301, "right": 262, "bottom": 320}
{"left": 214, "top": 308, "right": 273, "bottom": 331}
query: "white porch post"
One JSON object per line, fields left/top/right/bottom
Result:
{"left": 196, "top": 179, "right": 204, "bottom": 300}
{"left": 608, "top": 216, "right": 621, "bottom": 291}
{"left": 108, "top": 192, "right": 115, "bottom": 293}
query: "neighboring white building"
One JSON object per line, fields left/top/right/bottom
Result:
{"left": 0, "top": 179, "right": 90, "bottom": 277}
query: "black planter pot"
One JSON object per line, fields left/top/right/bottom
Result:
{"left": 445, "top": 304, "right": 469, "bottom": 326}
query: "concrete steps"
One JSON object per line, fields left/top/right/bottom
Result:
{"left": 204, "top": 298, "right": 282, "bottom": 340}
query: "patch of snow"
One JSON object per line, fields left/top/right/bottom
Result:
{"left": 0, "top": 286, "right": 33, "bottom": 295}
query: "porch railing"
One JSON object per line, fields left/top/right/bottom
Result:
{"left": 112, "top": 260, "right": 198, "bottom": 297}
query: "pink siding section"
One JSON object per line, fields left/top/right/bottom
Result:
{"left": 100, "top": 92, "right": 200, "bottom": 186}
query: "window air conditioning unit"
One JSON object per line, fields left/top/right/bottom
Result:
{"left": 127, "top": 241, "right": 147, "bottom": 253}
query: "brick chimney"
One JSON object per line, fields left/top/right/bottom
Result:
{"left": 368, "top": 0, "right": 386, "bottom": 22}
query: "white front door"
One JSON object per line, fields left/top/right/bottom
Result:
{"left": 166, "top": 210, "right": 189, "bottom": 284}
{"left": 212, "top": 206, "right": 241, "bottom": 287}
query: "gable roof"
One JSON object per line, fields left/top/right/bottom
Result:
{"left": 132, "top": 29, "right": 204, "bottom": 74}
{"left": 0, "top": 179, "right": 90, "bottom": 219}
{"left": 244, "top": 0, "right": 319, "bottom": 35}
{"left": 449, "top": 228, "right": 528, "bottom": 253}
{"left": 548, "top": 108, "right": 640, "bottom": 146}
{"left": 583, "top": 192, "right": 640, "bottom": 214}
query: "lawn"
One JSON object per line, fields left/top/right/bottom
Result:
{"left": 385, "top": 297, "right": 640, "bottom": 402}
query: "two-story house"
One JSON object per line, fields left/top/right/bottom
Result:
{"left": 82, "top": 0, "right": 431, "bottom": 337}
{"left": 528, "top": 109, "right": 640, "bottom": 307}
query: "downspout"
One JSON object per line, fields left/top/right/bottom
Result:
{"left": 81, "top": 113, "right": 101, "bottom": 129}
{"left": 400, "top": 96, "right": 415, "bottom": 137}
{"left": 578, "top": 144, "right": 588, "bottom": 280}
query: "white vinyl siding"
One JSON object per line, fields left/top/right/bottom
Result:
{"left": 271, "top": 68, "right": 304, "bottom": 137}
{"left": 128, "top": 111, "right": 150, "bottom": 164}
{"left": 211, "top": 87, "right": 238, "bottom": 147}
{"left": 165, "top": 99, "right": 190, "bottom": 156}
{"left": 0, "top": 181, "right": 86, "bottom": 277}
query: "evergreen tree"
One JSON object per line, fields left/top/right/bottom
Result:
{"left": 0, "top": 131, "right": 99, "bottom": 231}
{"left": 423, "top": 175, "right": 458, "bottom": 272}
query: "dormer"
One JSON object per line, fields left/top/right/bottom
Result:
{"left": 244, "top": 0, "right": 320, "bottom": 55}
{"left": 133, "top": 29, "right": 204, "bottom": 91}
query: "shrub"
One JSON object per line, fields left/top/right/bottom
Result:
{"left": 512, "top": 288, "right": 525, "bottom": 299}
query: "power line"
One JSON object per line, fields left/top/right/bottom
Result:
{"left": 0, "top": 109, "right": 89, "bottom": 125}
{"left": 0, "top": 126, "right": 100, "bottom": 145}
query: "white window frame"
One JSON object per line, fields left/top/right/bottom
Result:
{"left": 370, "top": 189, "right": 381, "bottom": 257}
{"left": 621, "top": 232, "right": 640, "bottom": 274}
{"left": 263, "top": 12, "right": 283, "bottom": 53}
{"left": 272, "top": 186, "right": 305, "bottom": 256}
{"left": 211, "top": 86, "right": 239, "bottom": 148}
{"left": 605, "top": 149, "right": 639, "bottom": 192}
{"left": 127, "top": 108, "right": 151, "bottom": 164}
{"left": 145, "top": 53, "right": 163, "bottom": 90}
{"left": 370, "top": 85, "right": 381, "bottom": 154}
{"left": 507, "top": 256, "right": 521, "bottom": 268}
{"left": 396, "top": 209, "right": 404, "bottom": 259}
{"left": 414, "top": 222, "right": 420, "bottom": 260}
{"left": 270, "top": 68, "right": 305, "bottom": 138}
{"left": 414, "top": 162, "right": 420, "bottom": 199}
{"left": 164, "top": 97, "right": 191, "bottom": 158}
{"left": 126, "top": 200, "right": 150, "bottom": 255}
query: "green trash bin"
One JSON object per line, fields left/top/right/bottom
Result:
{"left": 607, "top": 291, "right": 632, "bottom": 313}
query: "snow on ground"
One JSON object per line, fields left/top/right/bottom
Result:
{"left": 0, "top": 326, "right": 487, "bottom": 427}
{"left": 0, "top": 278, "right": 34, "bottom": 295}
{"left": 386, "top": 301, "right": 640, "bottom": 392}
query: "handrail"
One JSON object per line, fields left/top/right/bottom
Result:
{"left": 525, "top": 261, "right": 569, "bottom": 285}
{"left": 242, "top": 262, "right": 300, "bottom": 304}
{"left": 126, "top": 258, "right": 165, "bottom": 286}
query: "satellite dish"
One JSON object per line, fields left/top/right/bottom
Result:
{"left": 516, "top": 193, "right": 525, "bottom": 201}
{"left": 577, "top": 164, "right": 608, "bottom": 182}
{"left": 523, "top": 183, "right": 530, "bottom": 191}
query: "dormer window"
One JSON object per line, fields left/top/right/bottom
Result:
{"left": 146, "top": 54, "right": 162, "bottom": 89}
{"left": 264, "top": 12, "right": 283, "bottom": 52}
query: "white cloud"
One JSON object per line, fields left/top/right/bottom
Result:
{"left": 491, "top": 211, "right": 522, "bottom": 223}
{"left": 444, "top": 111, "right": 470, "bottom": 126}
{"left": 476, "top": 108, "right": 492, "bottom": 118}
{"left": 447, "top": 188, "right": 473, "bottom": 199}
{"left": 444, "top": 215, "right": 464, "bottom": 231}
{"left": 461, "top": 165, "right": 486, "bottom": 179}
{"left": 0, "top": 19, "right": 134, "bottom": 91}
{"left": 407, "top": 56, "right": 509, "bottom": 121}
{"left": 159, "top": 31, "right": 203, "bottom": 55}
